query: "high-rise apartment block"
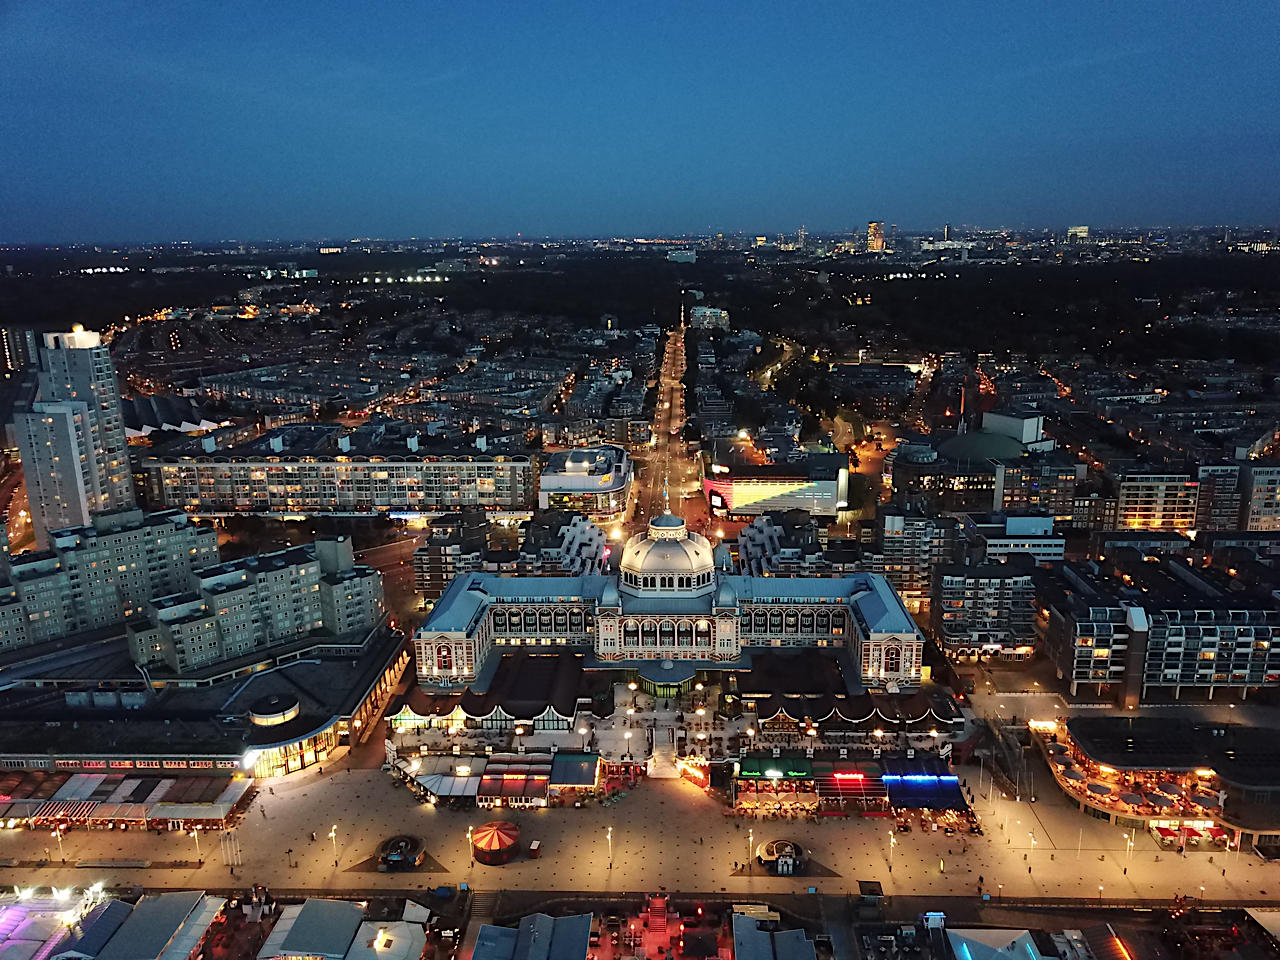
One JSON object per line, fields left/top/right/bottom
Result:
{"left": 1242, "top": 465, "right": 1280, "bottom": 531}
{"left": 129, "top": 535, "right": 383, "bottom": 674}
{"left": 1196, "top": 464, "right": 1243, "bottom": 531}
{"left": 866, "top": 509, "right": 958, "bottom": 613}
{"left": 867, "top": 222, "right": 886, "bottom": 252}
{"left": 930, "top": 562, "right": 1036, "bottom": 661}
{"left": 0, "top": 509, "right": 218, "bottom": 650}
{"left": 0, "top": 328, "right": 38, "bottom": 372}
{"left": 1115, "top": 473, "right": 1198, "bottom": 530}
{"left": 13, "top": 328, "right": 135, "bottom": 547}
{"left": 1039, "top": 551, "right": 1280, "bottom": 707}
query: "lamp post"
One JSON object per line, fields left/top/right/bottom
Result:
{"left": 748, "top": 828, "right": 754, "bottom": 869}
{"left": 51, "top": 825, "right": 65, "bottom": 861}
{"left": 578, "top": 726, "right": 589, "bottom": 751}
{"left": 1098, "top": 885, "right": 1104, "bottom": 902}
{"left": 189, "top": 827, "right": 202, "bottom": 862}
{"left": 888, "top": 831, "right": 896, "bottom": 873}
{"left": 624, "top": 730, "right": 633, "bottom": 760}
{"left": 467, "top": 825, "right": 474, "bottom": 866}
{"left": 607, "top": 826, "right": 613, "bottom": 870}
{"left": 329, "top": 825, "right": 338, "bottom": 867}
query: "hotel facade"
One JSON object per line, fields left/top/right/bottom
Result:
{"left": 413, "top": 512, "right": 925, "bottom": 689}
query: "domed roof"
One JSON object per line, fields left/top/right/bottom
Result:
{"left": 619, "top": 512, "right": 715, "bottom": 585}
{"left": 937, "top": 429, "right": 1026, "bottom": 462}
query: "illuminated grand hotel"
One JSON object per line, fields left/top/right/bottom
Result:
{"left": 413, "top": 511, "right": 924, "bottom": 688}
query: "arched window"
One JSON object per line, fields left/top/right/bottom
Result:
{"left": 884, "top": 646, "right": 902, "bottom": 675}
{"left": 436, "top": 644, "right": 453, "bottom": 671}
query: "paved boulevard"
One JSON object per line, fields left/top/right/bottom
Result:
{"left": 2, "top": 760, "right": 1277, "bottom": 902}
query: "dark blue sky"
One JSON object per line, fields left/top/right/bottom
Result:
{"left": 2, "top": 2, "right": 1278, "bottom": 242}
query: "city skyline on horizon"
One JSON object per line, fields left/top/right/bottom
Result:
{"left": 3, "top": 3, "right": 1279, "bottom": 244}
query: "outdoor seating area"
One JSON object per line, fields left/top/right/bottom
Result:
{"left": 1034, "top": 718, "right": 1237, "bottom": 846}
{"left": 392, "top": 751, "right": 607, "bottom": 810}
{"left": 731, "top": 751, "right": 970, "bottom": 820}
{"left": 0, "top": 771, "right": 255, "bottom": 831}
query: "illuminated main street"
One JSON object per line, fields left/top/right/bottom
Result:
{"left": 633, "top": 325, "right": 712, "bottom": 538}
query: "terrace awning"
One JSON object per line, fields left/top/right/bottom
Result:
{"left": 1119, "top": 792, "right": 1145, "bottom": 805}
{"left": 31, "top": 800, "right": 98, "bottom": 823}
{"left": 1154, "top": 826, "right": 1178, "bottom": 838}
{"left": 1145, "top": 794, "right": 1175, "bottom": 808}
{"left": 1190, "top": 793, "right": 1220, "bottom": 808}
{"left": 1157, "top": 782, "right": 1185, "bottom": 796}
{"left": 1063, "top": 769, "right": 1086, "bottom": 781}
{"left": 1087, "top": 783, "right": 1112, "bottom": 795}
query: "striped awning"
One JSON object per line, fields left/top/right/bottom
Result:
{"left": 32, "top": 799, "right": 99, "bottom": 822}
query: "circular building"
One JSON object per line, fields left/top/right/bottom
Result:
{"left": 472, "top": 820, "right": 521, "bottom": 865}
{"left": 936, "top": 430, "right": 1027, "bottom": 463}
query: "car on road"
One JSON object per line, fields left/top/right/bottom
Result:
{"left": 378, "top": 834, "right": 426, "bottom": 871}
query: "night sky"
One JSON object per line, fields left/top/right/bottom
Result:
{"left": 2, "top": 2, "right": 1278, "bottom": 242}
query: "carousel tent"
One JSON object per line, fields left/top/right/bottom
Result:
{"left": 472, "top": 821, "right": 521, "bottom": 865}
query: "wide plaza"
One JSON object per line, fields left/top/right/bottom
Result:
{"left": 2, "top": 753, "right": 1276, "bottom": 904}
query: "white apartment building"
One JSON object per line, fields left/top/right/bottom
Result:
{"left": 0, "top": 509, "right": 218, "bottom": 651}
{"left": 13, "top": 328, "right": 135, "bottom": 547}
{"left": 130, "top": 536, "right": 384, "bottom": 674}
{"left": 1243, "top": 465, "right": 1280, "bottom": 532}
{"left": 1116, "top": 474, "right": 1199, "bottom": 530}
{"left": 143, "top": 452, "right": 534, "bottom": 515}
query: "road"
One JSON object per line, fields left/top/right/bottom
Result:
{"left": 633, "top": 326, "right": 711, "bottom": 536}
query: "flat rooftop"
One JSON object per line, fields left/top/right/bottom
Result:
{"left": 1067, "top": 715, "right": 1280, "bottom": 789}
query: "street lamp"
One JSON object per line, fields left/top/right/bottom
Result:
{"left": 467, "top": 825, "right": 474, "bottom": 865}
{"left": 189, "top": 827, "right": 202, "bottom": 862}
{"left": 1098, "top": 885, "right": 1104, "bottom": 902}
{"left": 607, "top": 826, "right": 613, "bottom": 870}
{"left": 51, "top": 825, "right": 65, "bottom": 861}
{"left": 578, "top": 725, "right": 589, "bottom": 751}
{"left": 748, "top": 828, "right": 754, "bottom": 868}
{"left": 888, "top": 831, "right": 896, "bottom": 873}
{"left": 329, "top": 825, "right": 338, "bottom": 867}
{"left": 624, "top": 731, "right": 633, "bottom": 759}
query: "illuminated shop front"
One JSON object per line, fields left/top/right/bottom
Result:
{"left": 245, "top": 723, "right": 340, "bottom": 779}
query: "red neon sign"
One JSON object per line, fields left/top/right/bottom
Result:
{"left": 833, "top": 772, "right": 866, "bottom": 780}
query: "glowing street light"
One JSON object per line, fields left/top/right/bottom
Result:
{"left": 329, "top": 825, "right": 338, "bottom": 866}
{"left": 607, "top": 826, "right": 613, "bottom": 870}
{"left": 578, "top": 725, "right": 589, "bottom": 751}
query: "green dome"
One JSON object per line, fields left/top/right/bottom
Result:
{"left": 937, "top": 430, "right": 1026, "bottom": 462}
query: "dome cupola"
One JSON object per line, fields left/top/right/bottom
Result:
{"left": 618, "top": 512, "right": 716, "bottom": 598}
